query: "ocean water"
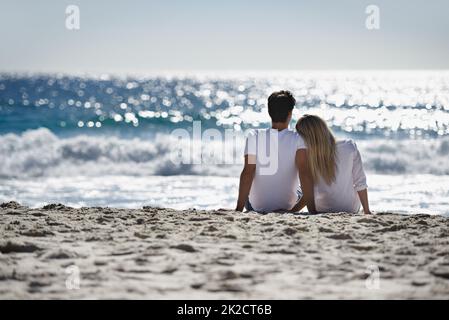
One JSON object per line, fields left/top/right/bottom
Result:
{"left": 0, "top": 71, "right": 448, "bottom": 214}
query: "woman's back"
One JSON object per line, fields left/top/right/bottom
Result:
{"left": 314, "top": 139, "right": 367, "bottom": 213}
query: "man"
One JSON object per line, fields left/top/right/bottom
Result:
{"left": 235, "top": 90, "right": 316, "bottom": 213}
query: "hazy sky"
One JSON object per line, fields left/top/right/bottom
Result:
{"left": 0, "top": 0, "right": 448, "bottom": 73}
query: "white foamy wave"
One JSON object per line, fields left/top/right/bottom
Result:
{"left": 357, "top": 138, "right": 449, "bottom": 175}
{"left": 0, "top": 128, "right": 449, "bottom": 178}
{"left": 0, "top": 128, "right": 243, "bottom": 179}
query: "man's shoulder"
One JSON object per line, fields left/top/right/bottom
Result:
{"left": 244, "top": 128, "right": 271, "bottom": 140}
{"left": 283, "top": 129, "right": 298, "bottom": 136}
{"left": 245, "top": 128, "right": 266, "bottom": 135}
{"left": 283, "top": 129, "right": 303, "bottom": 138}
{"left": 246, "top": 128, "right": 305, "bottom": 143}
{"left": 290, "top": 130, "right": 307, "bottom": 149}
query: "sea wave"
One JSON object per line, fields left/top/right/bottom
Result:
{"left": 360, "top": 138, "right": 449, "bottom": 174}
{"left": 0, "top": 128, "right": 243, "bottom": 178}
{"left": 0, "top": 128, "right": 449, "bottom": 179}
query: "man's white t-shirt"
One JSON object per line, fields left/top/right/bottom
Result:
{"left": 313, "top": 139, "right": 368, "bottom": 213}
{"left": 244, "top": 128, "right": 306, "bottom": 212}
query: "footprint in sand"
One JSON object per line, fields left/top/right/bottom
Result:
{"left": 0, "top": 241, "right": 41, "bottom": 254}
{"left": 42, "top": 249, "right": 78, "bottom": 260}
{"left": 327, "top": 233, "right": 353, "bottom": 240}
{"left": 170, "top": 244, "right": 196, "bottom": 253}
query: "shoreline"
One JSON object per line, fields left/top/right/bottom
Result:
{"left": 1, "top": 201, "right": 449, "bottom": 299}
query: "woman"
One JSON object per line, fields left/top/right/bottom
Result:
{"left": 294, "top": 114, "right": 371, "bottom": 214}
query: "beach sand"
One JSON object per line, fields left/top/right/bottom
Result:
{"left": 1, "top": 201, "right": 448, "bottom": 299}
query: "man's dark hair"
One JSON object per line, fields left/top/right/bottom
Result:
{"left": 267, "top": 90, "right": 296, "bottom": 122}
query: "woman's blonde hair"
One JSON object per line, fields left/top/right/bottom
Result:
{"left": 296, "top": 114, "right": 337, "bottom": 185}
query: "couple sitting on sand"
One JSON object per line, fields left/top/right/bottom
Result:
{"left": 235, "top": 90, "right": 371, "bottom": 214}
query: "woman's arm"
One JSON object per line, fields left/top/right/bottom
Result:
{"left": 352, "top": 142, "right": 371, "bottom": 214}
{"left": 289, "top": 195, "right": 307, "bottom": 213}
{"left": 295, "top": 149, "right": 316, "bottom": 213}
{"left": 357, "top": 188, "right": 372, "bottom": 214}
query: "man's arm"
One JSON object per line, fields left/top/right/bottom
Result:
{"left": 235, "top": 155, "right": 256, "bottom": 211}
{"left": 295, "top": 149, "right": 316, "bottom": 213}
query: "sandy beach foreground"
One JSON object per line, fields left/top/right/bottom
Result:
{"left": 1, "top": 201, "right": 448, "bottom": 299}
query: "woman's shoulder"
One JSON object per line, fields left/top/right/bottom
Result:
{"left": 336, "top": 139, "right": 359, "bottom": 152}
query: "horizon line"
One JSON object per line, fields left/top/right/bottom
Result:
{"left": 2, "top": 69, "right": 449, "bottom": 79}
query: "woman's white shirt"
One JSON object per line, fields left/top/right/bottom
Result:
{"left": 313, "top": 139, "right": 368, "bottom": 213}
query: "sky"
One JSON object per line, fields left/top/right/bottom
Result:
{"left": 0, "top": 0, "right": 448, "bottom": 74}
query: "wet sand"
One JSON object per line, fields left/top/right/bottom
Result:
{"left": 1, "top": 201, "right": 449, "bottom": 299}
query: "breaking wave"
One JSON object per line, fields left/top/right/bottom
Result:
{"left": 1, "top": 128, "right": 449, "bottom": 179}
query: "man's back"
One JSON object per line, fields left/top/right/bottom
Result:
{"left": 245, "top": 128, "right": 306, "bottom": 212}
